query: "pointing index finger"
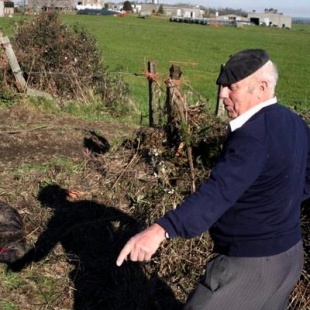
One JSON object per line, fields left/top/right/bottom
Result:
{"left": 116, "top": 241, "right": 132, "bottom": 266}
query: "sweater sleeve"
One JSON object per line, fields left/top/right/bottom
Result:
{"left": 303, "top": 125, "right": 310, "bottom": 201}
{"left": 157, "top": 133, "right": 267, "bottom": 239}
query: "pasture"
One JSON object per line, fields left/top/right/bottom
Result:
{"left": 60, "top": 14, "right": 310, "bottom": 113}
{"left": 1, "top": 14, "right": 310, "bottom": 114}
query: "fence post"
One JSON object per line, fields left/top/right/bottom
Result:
{"left": 0, "top": 33, "right": 52, "bottom": 99}
{"left": 166, "top": 64, "right": 182, "bottom": 128}
{"left": 165, "top": 64, "right": 196, "bottom": 192}
{"left": 216, "top": 85, "right": 225, "bottom": 117}
{"left": 215, "top": 64, "right": 225, "bottom": 117}
{"left": 0, "top": 35, "right": 27, "bottom": 92}
{"left": 147, "top": 60, "right": 156, "bottom": 127}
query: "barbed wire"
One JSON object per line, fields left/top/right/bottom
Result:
{"left": 3, "top": 66, "right": 309, "bottom": 108}
{"left": 19, "top": 69, "right": 310, "bottom": 80}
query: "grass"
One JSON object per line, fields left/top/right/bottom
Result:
{"left": 1, "top": 14, "right": 310, "bottom": 115}
{"left": 0, "top": 300, "right": 19, "bottom": 310}
{"left": 60, "top": 14, "right": 310, "bottom": 112}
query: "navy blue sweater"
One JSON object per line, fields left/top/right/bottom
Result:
{"left": 157, "top": 104, "right": 310, "bottom": 257}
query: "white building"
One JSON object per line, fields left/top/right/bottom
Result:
{"left": 76, "top": 0, "right": 104, "bottom": 10}
{"left": 0, "top": 1, "right": 4, "bottom": 17}
{"left": 164, "top": 5, "right": 203, "bottom": 18}
{"left": 0, "top": 1, "right": 14, "bottom": 17}
{"left": 248, "top": 12, "right": 292, "bottom": 28}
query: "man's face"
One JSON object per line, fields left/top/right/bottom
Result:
{"left": 219, "top": 75, "right": 259, "bottom": 119}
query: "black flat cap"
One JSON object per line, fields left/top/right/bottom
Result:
{"left": 216, "top": 49, "right": 270, "bottom": 85}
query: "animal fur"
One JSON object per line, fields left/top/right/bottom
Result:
{"left": 0, "top": 202, "right": 30, "bottom": 263}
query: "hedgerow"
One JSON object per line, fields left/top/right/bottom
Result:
{"left": 1, "top": 10, "right": 131, "bottom": 114}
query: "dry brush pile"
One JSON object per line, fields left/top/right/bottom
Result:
{"left": 0, "top": 10, "right": 130, "bottom": 113}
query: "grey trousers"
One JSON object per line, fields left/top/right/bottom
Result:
{"left": 183, "top": 241, "right": 304, "bottom": 310}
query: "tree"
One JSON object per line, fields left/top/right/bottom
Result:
{"left": 158, "top": 4, "right": 164, "bottom": 14}
{"left": 123, "top": 1, "right": 132, "bottom": 12}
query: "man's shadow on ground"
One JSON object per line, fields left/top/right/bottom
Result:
{"left": 9, "top": 184, "right": 182, "bottom": 310}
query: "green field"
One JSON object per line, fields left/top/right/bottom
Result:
{"left": 1, "top": 14, "right": 310, "bottom": 113}
{"left": 63, "top": 14, "right": 310, "bottom": 112}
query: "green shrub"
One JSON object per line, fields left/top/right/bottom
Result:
{"left": 2, "top": 10, "right": 131, "bottom": 114}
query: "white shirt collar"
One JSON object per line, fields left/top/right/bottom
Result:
{"left": 229, "top": 97, "right": 277, "bottom": 132}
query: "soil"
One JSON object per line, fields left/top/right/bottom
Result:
{"left": 0, "top": 104, "right": 137, "bottom": 170}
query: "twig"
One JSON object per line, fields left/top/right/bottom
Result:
{"left": 0, "top": 125, "right": 49, "bottom": 134}
{"left": 110, "top": 139, "right": 141, "bottom": 190}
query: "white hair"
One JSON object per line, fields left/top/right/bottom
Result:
{"left": 255, "top": 60, "right": 279, "bottom": 94}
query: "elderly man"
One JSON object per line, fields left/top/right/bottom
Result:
{"left": 116, "top": 49, "right": 310, "bottom": 309}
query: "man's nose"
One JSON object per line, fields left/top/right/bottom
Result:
{"left": 219, "top": 86, "right": 229, "bottom": 99}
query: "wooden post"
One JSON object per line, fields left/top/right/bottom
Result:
{"left": 215, "top": 64, "right": 225, "bottom": 117}
{"left": 166, "top": 64, "right": 182, "bottom": 128}
{"left": 147, "top": 61, "right": 156, "bottom": 127}
{"left": 0, "top": 34, "right": 52, "bottom": 99}
{"left": 216, "top": 85, "right": 225, "bottom": 117}
{"left": 0, "top": 36, "right": 27, "bottom": 92}
{"left": 165, "top": 64, "right": 196, "bottom": 192}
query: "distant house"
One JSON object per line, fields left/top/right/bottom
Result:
{"left": 76, "top": 0, "right": 104, "bottom": 10}
{"left": 4, "top": 1, "right": 14, "bottom": 16}
{"left": 125, "top": 3, "right": 204, "bottom": 19}
{"left": 163, "top": 5, "right": 203, "bottom": 19}
{"left": 27, "top": 0, "right": 74, "bottom": 10}
{"left": 205, "top": 13, "right": 248, "bottom": 26}
{"left": 135, "top": 3, "right": 158, "bottom": 16}
{"left": 215, "top": 14, "right": 246, "bottom": 22}
{"left": 0, "top": 1, "right": 4, "bottom": 17}
{"left": 248, "top": 12, "right": 292, "bottom": 28}
{"left": 0, "top": 1, "right": 14, "bottom": 17}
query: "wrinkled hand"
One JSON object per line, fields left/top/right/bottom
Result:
{"left": 116, "top": 223, "right": 166, "bottom": 266}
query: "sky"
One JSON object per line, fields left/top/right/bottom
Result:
{"left": 163, "top": 0, "right": 310, "bottom": 18}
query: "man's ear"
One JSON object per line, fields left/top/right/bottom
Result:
{"left": 259, "top": 80, "right": 268, "bottom": 91}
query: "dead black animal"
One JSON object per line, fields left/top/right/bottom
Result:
{"left": 0, "top": 202, "right": 30, "bottom": 264}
